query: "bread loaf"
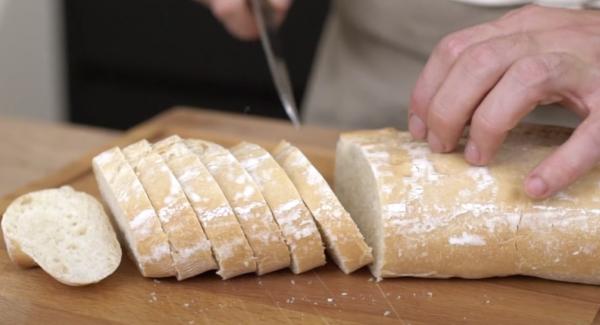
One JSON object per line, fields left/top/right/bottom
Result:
{"left": 1, "top": 186, "right": 122, "bottom": 286}
{"left": 93, "top": 147, "right": 176, "bottom": 278}
{"left": 122, "top": 140, "right": 216, "bottom": 280}
{"left": 185, "top": 139, "right": 290, "bottom": 275}
{"left": 272, "top": 141, "right": 373, "bottom": 273}
{"left": 231, "top": 142, "right": 326, "bottom": 274}
{"left": 335, "top": 128, "right": 600, "bottom": 284}
{"left": 153, "top": 136, "right": 256, "bottom": 279}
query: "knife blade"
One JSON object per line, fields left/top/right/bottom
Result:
{"left": 250, "top": 0, "right": 301, "bottom": 128}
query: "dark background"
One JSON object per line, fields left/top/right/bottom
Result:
{"left": 63, "top": 0, "right": 330, "bottom": 129}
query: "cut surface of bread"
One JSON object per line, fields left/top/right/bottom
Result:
{"left": 185, "top": 138, "right": 289, "bottom": 275}
{"left": 93, "top": 147, "right": 175, "bottom": 278}
{"left": 231, "top": 142, "right": 325, "bottom": 274}
{"left": 272, "top": 140, "right": 373, "bottom": 274}
{"left": 1, "top": 186, "right": 122, "bottom": 286}
{"left": 123, "top": 140, "right": 216, "bottom": 280}
{"left": 153, "top": 136, "right": 256, "bottom": 279}
{"left": 335, "top": 128, "right": 600, "bottom": 285}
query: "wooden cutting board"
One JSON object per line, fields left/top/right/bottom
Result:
{"left": 1, "top": 107, "right": 599, "bottom": 325}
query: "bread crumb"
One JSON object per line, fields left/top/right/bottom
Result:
{"left": 427, "top": 292, "right": 433, "bottom": 298}
{"left": 286, "top": 297, "right": 295, "bottom": 304}
{"left": 368, "top": 277, "right": 375, "bottom": 282}
{"left": 341, "top": 292, "right": 348, "bottom": 296}
{"left": 148, "top": 292, "right": 157, "bottom": 303}
{"left": 290, "top": 280, "right": 295, "bottom": 285}
{"left": 184, "top": 303, "right": 190, "bottom": 308}
{"left": 153, "top": 279, "right": 161, "bottom": 284}
{"left": 383, "top": 310, "right": 391, "bottom": 317}
{"left": 485, "top": 299, "right": 491, "bottom": 304}
{"left": 327, "top": 298, "right": 334, "bottom": 303}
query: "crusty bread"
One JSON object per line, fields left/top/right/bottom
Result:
{"left": 153, "top": 136, "right": 256, "bottom": 279}
{"left": 231, "top": 142, "right": 326, "bottom": 274}
{"left": 509, "top": 140, "right": 600, "bottom": 285}
{"left": 1, "top": 186, "right": 122, "bottom": 286}
{"left": 93, "top": 147, "right": 175, "bottom": 278}
{"left": 185, "top": 139, "right": 290, "bottom": 275}
{"left": 272, "top": 141, "right": 373, "bottom": 274}
{"left": 335, "top": 128, "right": 600, "bottom": 284}
{"left": 122, "top": 140, "right": 216, "bottom": 280}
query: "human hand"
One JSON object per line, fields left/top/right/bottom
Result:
{"left": 198, "top": 0, "right": 292, "bottom": 40}
{"left": 409, "top": 5, "right": 600, "bottom": 199}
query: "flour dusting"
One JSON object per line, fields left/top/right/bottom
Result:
{"left": 448, "top": 232, "right": 486, "bottom": 246}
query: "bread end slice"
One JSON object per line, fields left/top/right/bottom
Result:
{"left": 1, "top": 186, "right": 122, "bottom": 286}
{"left": 273, "top": 140, "right": 373, "bottom": 274}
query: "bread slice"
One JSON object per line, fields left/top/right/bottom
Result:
{"left": 2, "top": 218, "right": 36, "bottom": 268}
{"left": 93, "top": 147, "right": 175, "bottom": 278}
{"left": 153, "top": 136, "right": 256, "bottom": 279}
{"left": 122, "top": 140, "right": 216, "bottom": 280}
{"left": 231, "top": 142, "right": 326, "bottom": 274}
{"left": 185, "top": 139, "right": 289, "bottom": 275}
{"left": 1, "top": 186, "right": 122, "bottom": 286}
{"left": 272, "top": 141, "right": 373, "bottom": 273}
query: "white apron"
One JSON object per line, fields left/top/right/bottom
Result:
{"left": 302, "top": 0, "right": 592, "bottom": 129}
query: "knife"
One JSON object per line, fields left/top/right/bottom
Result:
{"left": 250, "top": 0, "right": 301, "bottom": 128}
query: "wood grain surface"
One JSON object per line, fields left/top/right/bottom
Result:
{"left": 1, "top": 108, "right": 599, "bottom": 325}
{"left": 0, "top": 116, "right": 119, "bottom": 196}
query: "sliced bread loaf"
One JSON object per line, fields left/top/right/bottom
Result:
{"left": 1, "top": 186, "right": 122, "bottom": 286}
{"left": 153, "top": 136, "right": 256, "bottom": 279}
{"left": 185, "top": 138, "right": 290, "bottom": 275}
{"left": 272, "top": 141, "right": 373, "bottom": 273}
{"left": 122, "top": 140, "right": 216, "bottom": 280}
{"left": 231, "top": 142, "right": 326, "bottom": 274}
{"left": 92, "top": 147, "right": 175, "bottom": 278}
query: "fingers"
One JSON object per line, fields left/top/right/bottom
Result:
{"left": 409, "top": 23, "right": 504, "bottom": 139}
{"left": 425, "top": 33, "right": 537, "bottom": 152}
{"left": 209, "top": 0, "right": 291, "bottom": 41}
{"left": 460, "top": 51, "right": 600, "bottom": 199}
{"left": 408, "top": 4, "right": 595, "bottom": 140}
{"left": 270, "top": 0, "right": 293, "bottom": 25}
{"left": 210, "top": 0, "right": 258, "bottom": 40}
{"left": 467, "top": 53, "right": 592, "bottom": 166}
{"left": 524, "top": 114, "right": 600, "bottom": 199}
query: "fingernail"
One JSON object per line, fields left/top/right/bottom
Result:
{"left": 428, "top": 132, "right": 444, "bottom": 152}
{"left": 465, "top": 140, "right": 480, "bottom": 164}
{"left": 526, "top": 176, "right": 548, "bottom": 198}
{"left": 409, "top": 115, "right": 427, "bottom": 140}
